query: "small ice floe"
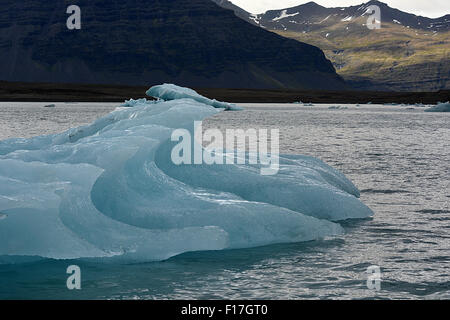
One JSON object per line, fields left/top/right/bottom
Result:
{"left": 329, "top": 106, "right": 348, "bottom": 110}
{"left": 0, "top": 213, "right": 7, "bottom": 220}
{"left": 293, "top": 101, "right": 303, "bottom": 104}
{"left": 120, "top": 98, "right": 156, "bottom": 107}
{"left": 43, "top": 104, "right": 56, "bottom": 108}
{"left": 425, "top": 102, "right": 450, "bottom": 112}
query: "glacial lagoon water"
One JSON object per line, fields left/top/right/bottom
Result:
{"left": 0, "top": 102, "right": 448, "bottom": 299}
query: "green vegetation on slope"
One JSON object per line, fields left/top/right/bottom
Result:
{"left": 275, "top": 17, "right": 450, "bottom": 91}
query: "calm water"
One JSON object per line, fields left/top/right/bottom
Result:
{"left": 0, "top": 102, "right": 449, "bottom": 299}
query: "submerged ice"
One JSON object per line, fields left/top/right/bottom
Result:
{"left": 0, "top": 84, "right": 373, "bottom": 262}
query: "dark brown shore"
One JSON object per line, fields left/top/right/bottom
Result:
{"left": 1, "top": 81, "right": 449, "bottom": 104}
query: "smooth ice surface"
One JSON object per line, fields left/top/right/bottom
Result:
{"left": 0, "top": 85, "right": 372, "bottom": 262}
{"left": 147, "top": 84, "right": 242, "bottom": 110}
{"left": 425, "top": 102, "right": 450, "bottom": 112}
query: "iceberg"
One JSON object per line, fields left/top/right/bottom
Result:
{"left": 120, "top": 98, "right": 155, "bottom": 107}
{"left": 425, "top": 102, "right": 450, "bottom": 112}
{"left": 147, "top": 84, "right": 242, "bottom": 110}
{"left": 0, "top": 84, "right": 373, "bottom": 262}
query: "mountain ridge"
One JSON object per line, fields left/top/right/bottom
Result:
{"left": 0, "top": 0, "right": 346, "bottom": 90}
{"left": 217, "top": 0, "right": 450, "bottom": 91}
{"left": 227, "top": 1, "right": 449, "bottom": 30}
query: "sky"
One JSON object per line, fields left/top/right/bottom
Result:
{"left": 229, "top": 0, "right": 450, "bottom": 18}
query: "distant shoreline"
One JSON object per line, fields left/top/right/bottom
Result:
{"left": 1, "top": 81, "right": 449, "bottom": 104}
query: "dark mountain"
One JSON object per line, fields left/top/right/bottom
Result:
{"left": 217, "top": 1, "right": 450, "bottom": 91}
{"left": 210, "top": 0, "right": 251, "bottom": 22}
{"left": 0, "top": 0, "right": 346, "bottom": 90}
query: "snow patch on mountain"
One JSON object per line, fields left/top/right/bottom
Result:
{"left": 273, "top": 10, "right": 299, "bottom": 22}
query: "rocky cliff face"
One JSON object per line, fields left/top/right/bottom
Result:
{"left": 0, "top": 0, "right": 346, "bottom": 90}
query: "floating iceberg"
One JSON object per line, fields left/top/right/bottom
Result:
{"left": 120, "top": 98, "right": 155, "bottom": 107}
{"left": 0, "top": 84, "right": 373, "bottom": 262}
{"left": 147, "top": 84, "right": 242, "bottom": 111}
{"left": 425, "top": 102, "right": 450, "bottom": 112}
